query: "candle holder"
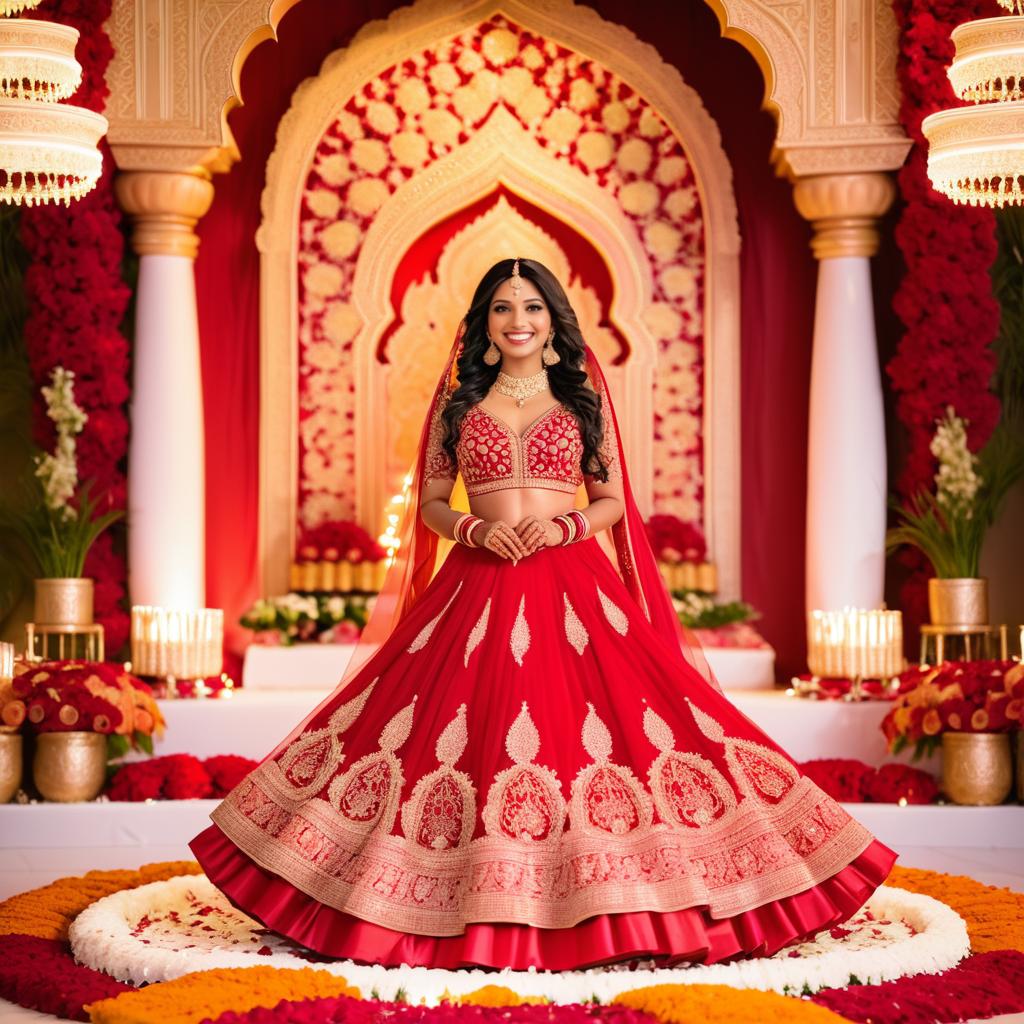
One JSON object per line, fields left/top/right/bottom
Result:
{"left": 130, "top": 606, "right": 224, "bottom": 698}
{"left": 807, "top": 608, "right": 905, "bottom": 681}
{"left": 0, "top": 641, "right": 13, "bottom": 682}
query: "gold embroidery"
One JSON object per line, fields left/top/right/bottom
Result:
{"left": 570, "top": 703, "right": 653, "bottom": 836}
{"left": 643, "top": 704, "right": 737, "bottom": 828}
{"left": 463, "top": 597, "right": 490, "bottom": 668}
{"left": 274, "top": 678, "right": 379, "bottom": 798}
{"left": 326, "top": 696, "right": 416, "bottom": 833}
{"left": 408, "top": 580, "right": 463, "bottom": 653}
{"left": 482, "top": 701, "right": 566, "bottom": 844}
{"left": 562, "top": 593, "right": 589, "bottom": 655}
{"left": 400, "top": 704, "right": 477, "bottom": 850}
{"left": 423, "top": 385, "right": 457, "bottom": 485}
{"left": 726, "top": 737, "right": 799, "bottom": 806}
{"left": 686, "top": 697, "right": 726, "bottom": 744}
{"left": 509, "top": 593, "right": 530, "bottom": 666}
{"left": 456, "top": 404, "right": 584, "bottom": 497}
{"left": 596, "top": 584, "right": 628, "bottom": 636}
{"left": 592, "top": 374, "right": 622, "bottom": 483}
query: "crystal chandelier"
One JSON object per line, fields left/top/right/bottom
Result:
{"left": 0, "top": 14, "right": 107, "bottom": 206}
{"left": 922, "top": 7, "right": 1024, "bottom": 207}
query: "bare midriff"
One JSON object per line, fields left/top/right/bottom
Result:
{"left": 468, "top": 486, "right": 579, "bottom": 527}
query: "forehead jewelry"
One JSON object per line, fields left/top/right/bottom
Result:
{"left": 510, "top": 257, "right": 523, "bottom": 295}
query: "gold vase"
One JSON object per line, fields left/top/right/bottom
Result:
{"left": 928, "top": 577, "right": 988, "bottom": 628}
{"left": 0, "top": 733, "right": 22, "bottom": 803}
{"left": 33, "top": 578, "right": 94, "bottom": 627}
{"left": 1016, "top": 730, "right": 1024, "bottom": 803}
{"left": 32, "top": 731, "right": 106, "bottom": 802}
{"left": 941, "top": 731, "right": 1012, "bottom": 805}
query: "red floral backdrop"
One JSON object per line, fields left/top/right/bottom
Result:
{"left": 888, "top": 0, "right": 1002, "bottom": 630}
{"left": 19, "top": 0, "right": 131, "bottom": 651}
{"left": 196, "top": 0, "right": 820, "bottom": 676}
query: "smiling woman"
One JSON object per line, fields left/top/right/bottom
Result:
{"left": 190, "top": 257, "right": 895, "bottom": 972}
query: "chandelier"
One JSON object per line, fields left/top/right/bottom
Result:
{"left": 0, "top": 14, "right": 107, "bottom": 206}
{"left": 923, "top": 6, "right": 1024, "bottom": 207}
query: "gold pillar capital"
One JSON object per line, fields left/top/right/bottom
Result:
{"left": 792, "top": 173, "right": 896, "bottom": 260}
{"left": 114, "top": 171, "right": 215, "bottom": 259}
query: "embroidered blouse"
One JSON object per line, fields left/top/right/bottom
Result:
{"left": 423, "top": 378, "right": 619, "bottom": 496}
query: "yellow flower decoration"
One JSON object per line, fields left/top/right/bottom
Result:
{"left": 320, "top": 221, "right": 360, "bottom": 262}
{"left": 481, "top": 27, "right": 518, "bottom": 66}
{"left": 86, "top": 967, "right": 359, "bottom": 1024}
{"left": 395, "top": 78, "right": 431, "bottom": 116}
{"left": 614, "top": 983, "right": 850, "bottom": 1024}
{"left": 0, "top": 861, "right": 200, "bottom": 941}
{"left": 348, "top": 178, "right": 390, "bottom": 218}
{"left": 458, "top": 984, "right": 547, "bottom": 1006}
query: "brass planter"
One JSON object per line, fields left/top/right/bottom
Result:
{"left": 1017, "top": 730, "right": 1024, "bottom": 804}
{"left": 34, "top": 578, "right": 94, "bottom": 627}
{"left": 0, "top": 733, "right": 22, "bottom": 803}
{"left": 32, "top": 731, "right": 106, "bottom": 802}
{"left": 928, "top": 577, "right": 988, "bottom": 628}
{"left": 941, "top": 731, "right": 1012, "bottom": 805}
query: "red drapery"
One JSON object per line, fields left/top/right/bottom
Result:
{"left": 196, "top": 0, "right": 887, "bottom": 678}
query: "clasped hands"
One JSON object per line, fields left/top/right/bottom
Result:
{"left": 475, "top": 514, "right": 563, "bottom": 563}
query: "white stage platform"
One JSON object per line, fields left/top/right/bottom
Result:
{"left": 148, "top": 685, "right": 937, "bottom": 771}
{"left": 243, "top": 641, "right": 777, "bottom": 691}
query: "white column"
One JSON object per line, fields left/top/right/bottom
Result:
{"left": 793, "top": 173, "right": 896, "bottom": 614}
{"left": 115, "top": 171, "right": 215, "bottom": 610}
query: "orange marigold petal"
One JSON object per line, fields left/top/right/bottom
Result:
{"left": 614, "top": 983, "right": 850, "bottom": 1023}
{"left": 887, "top": 865, "right": 1024, "bottom": 954}
{"left": 86, "top": 966, "right": 359, "bottom": 1024}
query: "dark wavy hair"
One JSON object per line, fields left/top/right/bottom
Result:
{"left": 439, "top": 258, "right": 612, "bottom": 482}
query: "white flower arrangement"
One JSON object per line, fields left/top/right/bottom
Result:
{"left": 541, "top": 107, "right": 583, "bottom": 149}
{"left": 931, "top": 406, "right": 980, "bottom": 517}
{"left": 365, "top": 101, "right": 399, "bottom": 136}
{"left": 664, "top": 186, "right": 698, "bottom": 220}
{"left": 390, "top": 131, "right": 430, "bottom": 170}
{"left": 428, "top": 62, "right": 460, "bottom": 94}
{"left": 655, "top": 155, "right": 688, "bottom": 187}
{"left": 319, "top": 221, "right": 361, "bottom": 262}
{"left": 307, "top": 189, "right": 341, "bottom": 220}
{"left": 616, "top": 138, "right": 652, "bottom": 176}
{"left": 645, "top": 221, "right": 682, "bottom": 261}
{"left": 480, "top": 27, "right": 518, "bottom": 65}
{"left": 514, "top": 85, "right": 551, "bottom": 125}
{"left": 642, "top": 302, "right": 683, "bottom": 341}
{"left": 347, "top": 178, "right": 390, "bottom": 218}
{"left": 576, "top": 131, "right": 614, "bottom": 172}
{"left": 601, "top": 101, "right": 630, "bottom": 134}
{"left": 421, "top": 108, "right": 462, "bottom": 149}
{"left": 322, "top": 301, "right": 362, "bottom": 345}
{"left": 35, "top": 366, "right": 86, "bottom": 515}
{"left": 304, "top": 263, "right": 344, "bottom": 298}
{"left": 315, "top": 154, "right": 353, "bottom": 188}
{"left": 395, "top": 78, "right": 431, "bottom": 116}
{"left": 569, "top": 79, "right": 599, "bottom": 113}
{"left": 619, "top": 180, "right": 659, "bottom": 217}
{"left": 351, "top": 138, "right": 389, "bottom": 175}
{"left": 69, "top": 876, "right": 969, "bottom": 1002}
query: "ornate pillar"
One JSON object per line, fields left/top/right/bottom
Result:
{"left": 793, "top": 172, "right": 896, "bottom": 614}
{"left": 115, "top": 171, "right": 215, "bottom": 610}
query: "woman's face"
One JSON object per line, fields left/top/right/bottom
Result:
{"left": 485, "top": 277, "right": 553, "bottom": 363}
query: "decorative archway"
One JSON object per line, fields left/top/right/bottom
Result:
{"left": 257, "top": 0, "right": 742, "bottom": 598}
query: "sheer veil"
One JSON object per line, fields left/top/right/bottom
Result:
{"left": 263, "top": 315, "right": 720, "bottom": 764}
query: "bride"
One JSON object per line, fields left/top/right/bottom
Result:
{"left": 191, "top": 257, "right": 895, "bottom": 970}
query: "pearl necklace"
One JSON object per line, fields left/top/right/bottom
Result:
{"left": 492, "top": 368, "right": 549, "bottom": 408}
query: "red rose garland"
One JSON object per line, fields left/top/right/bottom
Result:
{"left": 19, "top": 0, "right": 131, "bottom": 652}
{"left": 888, "top": 0, "right": 1002, "bottom": 631}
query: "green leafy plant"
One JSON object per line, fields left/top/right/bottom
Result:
{"left": 887, "top": 408, "right": 1024, "bottom": 578}
{"left": 5, "top": 367, "right": 122, "bottom": 579}
{"left": 670, "top": 589, "right": 759, "bottom": 630}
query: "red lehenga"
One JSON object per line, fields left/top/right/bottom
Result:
{"left": 191, "top": 325, "right": 895, "bottom": 971}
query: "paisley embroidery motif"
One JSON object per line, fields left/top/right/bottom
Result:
{"left": 408, "top": 580, "right": 463, "bottom": 653}
{"left": 562, "top": 593, "right": 589, "bottom": 655}
{"left": 596, "top": 585, "right": 628, "bottom": 636}
{"left": 400, "top": 704, "right": 477, "bottom": 850}
{"left": 643, "top": 704, "right": 737, "bottom": 828}
{"left": 275, "top": 678, "right": 379, "bottom": 797}
{"left": 464, "top": 598, "right": 490, "bottom": 668}
{"left": 327, "top": 696, "right": 416, "bottom": 833}
{"left": 482, "top": 702, "right": 566, "bottom": 844}
{"left": 509, "top": 594, "right": 530, "bottom": 666}
{"left": 570, "top": 703, "right": 652, "bottom": 836}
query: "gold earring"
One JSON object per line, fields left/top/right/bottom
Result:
{"left": 483, "top": 337, "right": 501, "bottom": 365}
{"left": 542, "top": 330, "right": 560, "bottom": 366}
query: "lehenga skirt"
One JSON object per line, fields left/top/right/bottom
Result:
{"left": 191, "top": 536, "right": 895, "bottom": 970}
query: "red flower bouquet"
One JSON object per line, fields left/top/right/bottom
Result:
{"left": 296, "top": 521, "right": 387, "bottom": 563}
{"left": 881, "top": 660, "right": 1022, "bottom": 758}
{"left": 644, "top": 514, "right": 707, "bottom": 564}
{"left": 13, "top": 660, "right": 165, "bottom": 758}
{"left": 106, "top": 753, "right": 258, "bottom": 801}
